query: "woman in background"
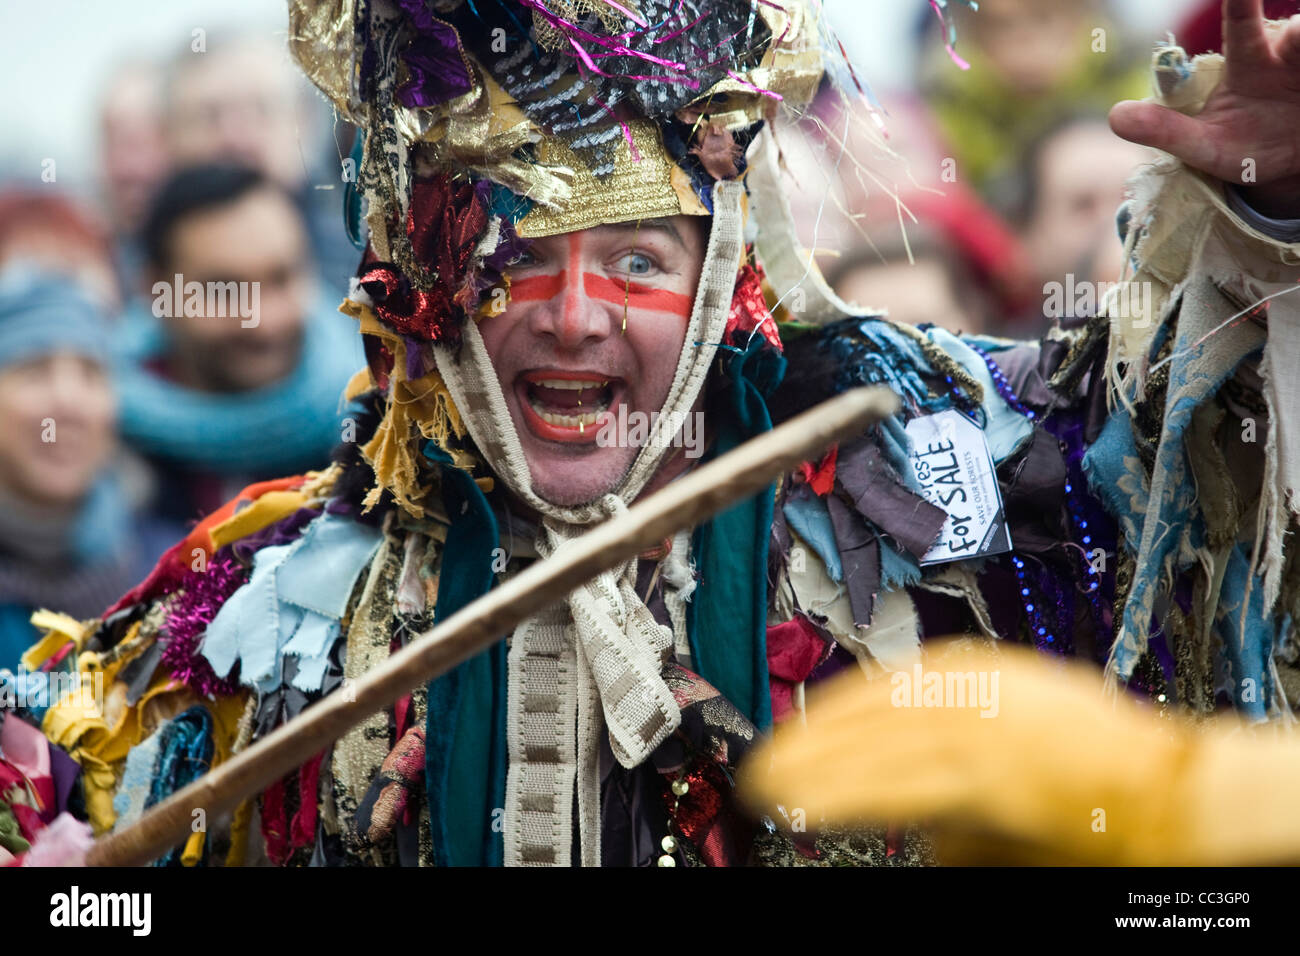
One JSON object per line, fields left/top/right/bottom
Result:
{"left": 0, "top": 270, "right": 178, "bottom": 673}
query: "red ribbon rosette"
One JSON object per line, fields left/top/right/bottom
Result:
{"left": 357, "top": 175, "right": 488, "bottom": 343}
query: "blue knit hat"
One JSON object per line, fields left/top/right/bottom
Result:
{"left": 0, "top": 265, "right": 112, "bottom": 371}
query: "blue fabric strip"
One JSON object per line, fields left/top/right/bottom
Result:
{"left": 1217, "top": 544, "right": 1275, "bottom": 720}
{"left": 783, "top": 490, "right": 844, "bottom": 582}
{"left": 924, "top": 326, "right": 1034, "bottom": 463}
{"left": 200, "top": 512, "right": 381, "bottom": 691}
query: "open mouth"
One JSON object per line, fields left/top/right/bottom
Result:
{"left": 517, "top": 370, "right": 621, "bottom": 443}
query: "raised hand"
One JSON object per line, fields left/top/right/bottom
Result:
{"left": 1109, "top": 0, "right": 1300, "bottom": 217}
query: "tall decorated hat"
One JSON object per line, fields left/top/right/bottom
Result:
{"left": 284, "top": 0, "right": 885, "bottom": 515}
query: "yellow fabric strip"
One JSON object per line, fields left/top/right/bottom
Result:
{"left": 21, "top": 612, "right": 87, "bottom": 671}
{"left": 209, "top": 489, "right": 311, "bottom": 551}
{"left": 342, "top": 297, "right": 473, "bottom": 515}
{"left": 226, "top": 799, "right": 254, "bottom": 867}
{"left": 344, "top": 365, "right": 373, "bottom": 401}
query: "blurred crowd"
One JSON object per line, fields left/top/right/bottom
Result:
{"left": 0, "top": 0, "right": 1291, "bottom": 671}
{"left": 0, "top": 31, "right": 364, "bottom": 669}
{"left": 801, "top": 0, "right": 1300, "bottom": 337}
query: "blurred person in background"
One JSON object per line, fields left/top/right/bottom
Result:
{"left": 0, "top": 191, "right": 122, "bottom": 311}
{"left": 119, "top": 162, "right": 362, "bottom": 526}
{"left": 0, "top": 271, "right": 178, "bottom": 672}
{"left": 799, "top": 87, "right": 1038, "bottom": 336}
{"left": 826, "top": 227, "right": 987, "bottom": 335}
{"left": 995, "top": 114, "right": 1154, "bottom": 325}
{"left": 916, "top": 0, "right": 1149, "bottom": 199}
{"left": 827, "top": 227, "right": 995, "bottom": 336}
{"left": 97, "top": 59, "right": 171, "bottom": 293}
{"left": 824, "top": 180, "right": 1035, "bottom": 337}
{"left": 160, "top": 30, "right": 360, "bottom": 294}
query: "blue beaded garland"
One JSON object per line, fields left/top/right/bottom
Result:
{"left": 972, "top": 345, "right": 1103, "bottom": 650}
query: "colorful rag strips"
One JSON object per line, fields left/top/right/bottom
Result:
{"left": 776, "top": 320, "right": 1033, "bottom": 637}
{"left": 0, "top": 714, "right": 55, "bottom": 861}
{"left": 924, "top": 326, "right": 1035, "bottom": 463}
{"left": 200, "top": 511, "right": 383, "bottom": 694}
{"left": 1083, "top": 284, "right": 1276, "bottom": 716}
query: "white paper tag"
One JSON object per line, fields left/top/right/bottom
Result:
{"left": 904, "top": 408, "right": 1012, "bottom": 566}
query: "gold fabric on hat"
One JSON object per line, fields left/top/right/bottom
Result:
{"left": 288, "top": 0, "right": 360, "bottom": 120}
{"left": 412, "top": 65, "right": 575, "bottom": 211}
{"left": 502, "top": 0, "right": 824, "bottom": 238}
{"left": 676, "top": 0, "right": 826, "bottom": 131}
{"left": 287, "top": 0, "right": 829, "bottom": 249}
{"left": 516, "top": 119, "right": 704, "bottom": 238}
{"left": 532, "top": 0, "right": 630, "bottom": 52}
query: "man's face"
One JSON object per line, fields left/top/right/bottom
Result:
{"left": 154, "top": 186, "right": 311, "bottom": 393}
{"left": 100, "top": 64, "right": 169, "bottom": 234}
{"left": 969, "top": 0, "right": 1091, "bottom": 95}
{"left": 477, "top": 216, "right": 707, "bottom": 506}
{"left": 837, "top": 256, "right": 982, "bottom": 335}
{"left": 165, "top": 44, "right": 306, "bottom": 189}
{"left": 1024, "top": 120, "right": 1150, "bottom": 285}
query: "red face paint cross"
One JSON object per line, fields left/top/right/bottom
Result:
{"left": 477, "top": 216, "right": 706, "bottom": 507}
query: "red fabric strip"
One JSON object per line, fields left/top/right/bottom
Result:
{"left": 289, "top": 752, "right": 326, "bottom": 850}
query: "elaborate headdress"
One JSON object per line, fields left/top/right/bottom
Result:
{"left": 285, "top": 0, "right": 945, "bottom": 503}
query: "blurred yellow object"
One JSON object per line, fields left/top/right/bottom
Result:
{"left": 181, "top": 830, "right": 205, "bottom": 867}
{"left": 739, "top": 642, "right": 1300, "bottom": 865}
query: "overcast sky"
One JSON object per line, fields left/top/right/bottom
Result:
{"left": 0, "top": 0, "right": 1203, "bottom": 195}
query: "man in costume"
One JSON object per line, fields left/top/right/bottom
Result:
{"left": 14, "top": 0, "right": 1300, "bottom": 866}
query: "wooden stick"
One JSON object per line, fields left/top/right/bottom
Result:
{"left": 87, "top": 386, "right": 899, "bottom": 866}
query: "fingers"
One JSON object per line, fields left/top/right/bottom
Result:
{"left": 1278, "top": 14, "right": 1300, "bottom": 69}
{"left": 1109, "top": 100, "right": 1219, "bottom": 171}
{"left": 1222, "top": 0, "right": 1270, "bottom": 85}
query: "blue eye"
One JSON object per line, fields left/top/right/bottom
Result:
{"left": 616, "top": 252, "right": 653, "bottom": 276}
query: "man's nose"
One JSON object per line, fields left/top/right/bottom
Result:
{"left": 526, "top": 237, "right": 612, "bottom": 349}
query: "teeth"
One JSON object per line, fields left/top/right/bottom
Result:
{"left": 534, "top": 407, "right": 601, "bottom": 428}
{"left": 526, "top": 378, "right": 614, "bottom": 431}
{"left": 528, "top": 391, "right": 607, "bottom": 429}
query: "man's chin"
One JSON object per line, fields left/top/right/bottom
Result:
{"left": 530, "top": 469, "right": 623, "bottom": 507}
{"left": 525, "top": 448, "right": 635, "bottom": 507}
{"left": 211, "top": 346, "right": 300, "bottom": 392}
{"left": 505, "top": 406, "right": 638, "bottom": 506}
{"left": 531, "top": 483, "right": 607, "bottom": 508}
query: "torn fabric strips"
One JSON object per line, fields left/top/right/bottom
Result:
{"left": 200, "top": 511, "right": 384, "bottom": 694}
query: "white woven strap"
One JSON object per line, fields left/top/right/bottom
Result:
{"left": 541, "top": 499, "right": 679, "bottom": 767}
{"left": 502, "top": 601, "right": 580, "bottom": 866}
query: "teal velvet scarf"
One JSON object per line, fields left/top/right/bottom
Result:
{"left": 687, "top": 337, "right": 786, "bottom": 730}
{"left": 113, "top": 295, "right": 365, "bottom": 474}
{"left": 422, "top": 443, "right": 507, "bottom": 866}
